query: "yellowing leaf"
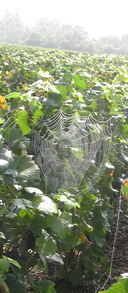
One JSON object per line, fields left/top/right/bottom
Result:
{"left": 0, "top": 95, "right": 9, "bottom": 110}
{"left": 81, "top": 234, "right": 91, "bottom": 245}
{"left": 121, "top": 179, "right": 128, "bottom": 200}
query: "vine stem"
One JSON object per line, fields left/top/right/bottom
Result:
{"left": 95, "top": 190, "right": 122, "bottom": 293}
{"left": 5, "top": 184, "right": 17, "bottom": 198}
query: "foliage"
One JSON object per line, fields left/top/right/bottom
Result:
{"left": 0, "top": 44, "right": 128, "bottom": 292}
{"left": 0, "top": 255, "right": 21, "bottom": 293}
{"left": 99, "top": 274, "right": 128, "bottom": 293}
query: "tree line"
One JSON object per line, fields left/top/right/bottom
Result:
{"left": 0, "top": 12, "right": 128, "bottom": 54}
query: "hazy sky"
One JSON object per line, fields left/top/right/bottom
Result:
{"left": 1, "top": 0, "right": 128, "bottom": 38}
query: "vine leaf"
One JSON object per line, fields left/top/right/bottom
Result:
{"left": 15, "top": 110, "right": 31, "bottom": 135}
{"left": 0, "top": 279, "right": 9, "bottom": 293}
{"left": 17, "top": 155, "right": 40, "bottom": 180}
{"left": 34, "top": 195, "right": 57, "bottom": 214}
{"left": 99, "top": 276, "right": 128, "bottom": 292}
{"left": 121, "top": 179, "right": 128, "bottom": 200}
{"left": 35, "top": 279, "right": 56, "bottom": 293}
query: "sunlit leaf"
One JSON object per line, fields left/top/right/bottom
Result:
{"left": 6, "top": 92, "right": 20, "bottom": 99}
{"left": 32, "top": 109, "right": 43, "bottom": 124}
{"left": 73, "top": 75, "right": 86, "bottom": 90}
{"left": 105, "top": 162, "right": 115, "bottom": 170}
{"left": 38, "top": 70, "right": 51, "bottom": 79}
{"left": 34, "top": 195, "right": 57, "bottom": 214}
{"left": 0, "top": 159, "right": 9, "bottom": 172}
{"left": 46, "top": 253, "right": 64, "bottom": 265}
{"left": 99, "top": 276, "right": 128, "bottom": 293}
{"left": 7, "top": 257, "right": 21, "bottom": 269}
{"left": 15, "top": 110, "right": 31, "bottom": 135}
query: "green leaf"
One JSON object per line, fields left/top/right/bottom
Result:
{"left": 0, "top": 232, "right": 6, "bottom": 239}
{"left": 39, "top": 254, "right": 48, "bottom": 272}
{"left": 65, "top": 198, "right": 80, "bottom": 209}
{"left": 32, "top": 109, "right": 43, "bottom": 125}
{"left": 0, "top": 159, "right": 9, "bottom": 172}
{"left": 5, "top": 274, "right": 25, "bottom": 293}
{"left": 54, "top": 194, "right": 79, "bottom": 209}
{"left": 82, "top": 220, "right": 93, "bottom": 232}
{"left": 72, "top": 91, "right": 84, "bottom": 103}
{"left": 35, "top": 235, "right": 45, "bottom": 253}
{"left": 38, "top": 70, "right": 51, "bottom": 79}
{"left": 36, "top": 235, "right": 57, "bottom": 256}
{"left": 12, "top": 198, "right": 32, "bottom": 210}
{"left": 2, "top": 116, "right": 14, "bottom": 131}
{"left": 63, "top": 73, "right": 73, "bottom": 83}
{"left": 17, "top": 155, "right": 40, "bottom": 180}
{"left": 4, "top": 157, "right": 18, "bottom": 176}
{"left": 0, "top": 118, "right": 5, "bottom": 124}
{"left": 105, "top": 162, "right": 115, "bottom": 170}
{"left": 83, "top": 72, "right": 92, "bottom": 79}
{"left": 0, "top": 147, "right": 13, "bottom": 162}
{"left": 56, "top": 85, "right": 67, "bottom": 100}
{"left": 24, "top": 187, "right": 43, "bottom": 195}
{"left": 34, "top": 195, "right": 57, "bottom": 214}
{"left": 31, "top": 80, "right": 46, "bottom": 89}
{"left": 109, "top": 182, "right": 119, "bottom": 193}
{"left": 41, "top": 229, "right": 50, "bottom": 240}
{"left": 49, "top": 85, "right": 60, "bottom": 94}
{"left": 0, "top": 279, "right": 9, "bottom": 293}
{"left": 43, "top": 238, "right": 57, "bottom": 256}
{"left": 53, "top": 194, "right": 67, "bottom": 202}
{"left": 92, "top": 81, "right": 103, "bottom": 91}
{"left": 7, "top": 257, "right": 21, "bottom": 269}
{"left": 122, "top": 124, "right": 128, "bottom": 135}
{"left": 46, "top": 253, "right": 64, "bottom": 265}
{"left": 0, "top": 204, "right": 6, "bottom": 215}
{"left": 73, "top": 75, "right": 86, "bottom": 90}
{"left": 4, "top": 128, "right": 23, "bottom": 143}
{"left": 0, "top": 256, "right": 10, "bottom": 273}
{"left": 69, "top": 269, "right": 83, "bottom": 286}
{"left": 15, "top": 110, "right": 31, "bottom": 135}
{"left": 121, "top": 180, "right": 128, "bottom": 198}
{"left": 35, "top": 279, "right": 56, "bottom": 293}
{"left": 45, "top": 92, "right": 62, "bottom": 107}
{"left": 51, "top": 217, "right": 66, "bottom": 240}
{"left": 99, "top": 276, "right": 128, "bottom": 292}
{"left": 6, "top": 92, "right": 20, "bottom": 99}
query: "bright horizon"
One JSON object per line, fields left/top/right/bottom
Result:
{"left": 1, "top": 0, "right": 128, "bottom": 38}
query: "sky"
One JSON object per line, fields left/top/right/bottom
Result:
{"left": 1, "top": 0, "right": 128, "bottom": 38}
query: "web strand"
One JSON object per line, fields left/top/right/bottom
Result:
{"left": 95, "top": 191, "right": 122, "bottom": 293}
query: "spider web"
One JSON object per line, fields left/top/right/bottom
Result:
{"left": 32, "top": 110, "right": 112, "bottom": 193}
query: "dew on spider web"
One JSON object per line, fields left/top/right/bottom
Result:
{"left": 32, "top": 109, "right": 112, "bottom": 193}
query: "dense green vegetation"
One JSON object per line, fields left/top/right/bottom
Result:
{"left": 0, "top": 44, "right": 128, "bottom": 293}
{"left": 1, "top": 12, "right": 128, "bottom": 54}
